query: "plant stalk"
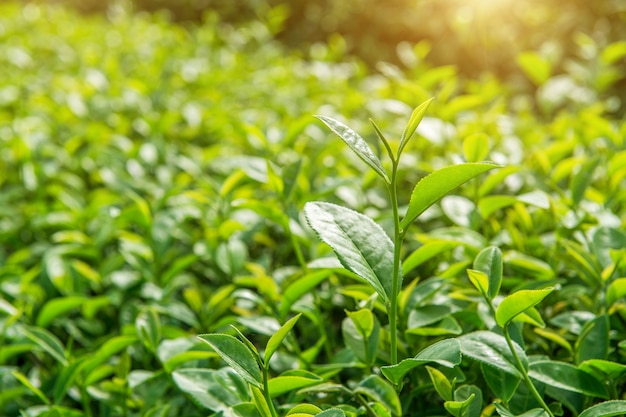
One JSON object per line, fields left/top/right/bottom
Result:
{"left": 503, "top": 326, "right": 554, "bottom": 417}
{"left": 387, "top": 164, "right": 403, "bottom": 368}
{"left": 263, "top": 365, "right": 279, "bottom": 417}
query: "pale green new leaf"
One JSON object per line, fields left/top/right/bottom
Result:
{"left": 473, "top": 246, "right": 502, "bottom": 299}
{"left": 398, "top": 97, "right": 434, "bottom": 157}
{"left": 315, "top": 115, "right": 390, "bottom": 183}
{"left": 381, "top": 339, "right": 461, "bottom": 384}
{"left": 36, "top": 296, "right": 86, "bottom": 328}
{"left": 467, "top": 269, "right": 489, "bottom": 298}
{"left": 401, "top": 163, "right": 499, "bottom": 229}
{"left": 264, "top": 313, "right": 301, "bottom": 364}
{"left": 12, "top": 370, "right": 50, "bottom": 405}
{"left": 304, "top": 202, "right": 395, "bottom": 303}
{"left": 444, "top": 393, "right": 475, "bottom": 417}
{"left": 496, "top": 288, "right": 554, "bottom": 328}
{"left": 426, "top": 366, "right": 453, "bottom": 401}
{"left": 463, "top": 133, "right": 489, "bottom": 162}
{"left": 268, "top": 370, "right": 323, "bottom": 397}
{"left": 22, "top": 326, "right": 68, "bottom": 366}
{"left": 198, "top": 334, "right": 262, "bottom": 388}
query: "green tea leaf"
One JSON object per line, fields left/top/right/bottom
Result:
{"left": 494, "top": 403, "right": 549, "bottom": 417}
{"left": 304, "top": 202, "right": 395, "bottom": 303}
{"left": 286, "top": 404, "right": 322, "bottom": 415}
{"left": 473, "top": 246, "right": 503, "bottom": 299}
{"left": 36, "top": 296, "right": 86, "bottom": 328}
{"left": 457, "top": 331, "right": 526, "bottom": 377}
{"left": 381, "top": 338, "right": 461, "bottom": 384}
{"left": 444, "top": 393, "right": 475, "bottom": 417}
{"left": 528, "top": 360, "right": 609, "bottom": 398}
{"left": 354, "top": 375, "right": 402, "bottom": 416}
{"left": 280, "top": 271, "right": 331, "bottom": 318}
{"left": 251, "top": 385, "right": 273, "bottom": 417}
{"left": 83, "top": 335, "right": 138, "bottom": 377}
{"left": 517, "top": 51, "right": 551, "bottom": 85}
{"left": 579, "top": 360, "right": 626, "bottom": 381}
{"left": 346, "top": 309, "right": 374, "bottom": 338}
{"left": 401, "top": 163, "right": 499, "bottom": 229}
{"left": 575, "top": 314, "right": 609, "bottom": 364}
{"left": 315, "top": 115, "right": 390, "bottom": 183}
{"left": 403, "top": 241, "right": 458, "bottom": 275}
{"left": 342, "top": 311, "right": 380, "bottom": 365}
{"left": 11, "top": 370, "right": 50, "bottom": 405}
{"left": 463, "top": 133, "right": 489, "bottom": 162}
{"left": 316, "top": 409, "right": 346, "bottom": 417}
{"left": 264, "top": 313, "right": 301, "bottom": 364}
{"left": 53, "top": 358, "right": 87, "bottom": 404}
{"left": 268, "top": 370, "right": 323, "bottom": 397}
{"left": 426, "top": 365, "right": 453, "bottom": 401}
{"left": 455, "top": 385, "right": 482, "bottom": 417}
{"left": 481, "top": 363, "right": 520, "bottom": 402}
{"left": 579, "top": 401, "right": 626, "bottom": 417}
{"left": 399, "top": 97, "right": 434, "bottom": 158}
{"left": 136, "top": 308, "right": 161, "bottom": 354}
{"left": 467, "top": 269, "right": 489, "bottom": 298}
{"left": 571, "top": 156, "right": 600, "bottom": 206}
{"left": 22, "top": 326, "right": 68, "bottom": 366}
{"left": 496, "top": 288, "right": 554, "bottom": 328}
{"left": 172, "top": 368, "right": 249, "bottom": 411}
{"left": 197, "top": 333, "right": 262, "bottom": 388}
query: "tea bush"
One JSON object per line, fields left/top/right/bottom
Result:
{"left": 1, "top": 2, "right": 626, "bottom": 417}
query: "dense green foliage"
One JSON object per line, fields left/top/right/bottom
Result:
{"left": 1, "top": 2, "right": 626, "bottom": 417}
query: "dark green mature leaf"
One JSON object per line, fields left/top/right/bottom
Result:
{"left": 264, "top": 313, "right": 301, "bottom": 364}
{"left": 474, "top": 246, "right": 502, "bottom": 299}
{"left": 304, "top": 202, "right": 395, "bottom": 303}
{"left": 197, "top": 334, "right": 262, "bottom": 388}
{"left": 528, "top": 360, "right": 609, "bottom": 398}
{"left": 399, "top": 97, "right": 434, "bottom": 158}
{"left": 316, "top": 409, "right": 346, "bottom": 417}
{"left": 575, "top": 314, "right": 609, "bottom": 364}
{"left": 455, "top": 385, "right": 482, "bottom": 417}
{"left": 495, "top": 288, "right": 554, "bottom": 328}
{"left": 401, "top": 163, "right": 499, "bottom": 229}
{"left": 579, "top": 401, "right": 626, "bottom": 417}
{"left": 315, "top": 115, "right": 390, "bottom": 183}
{"left": 172, "top": 368, "right": 248, "bottom": 411}
{"left": 494, "top": 403, "right": 548, "bottom": 417}
{"left": 53, "top": 358, "right": 86, "bottom": 404}
{"left": 458, "top": 331, "right": 526, "bottom": 377}
{"left": 482, "top": 363, "right": 520, "bottom": 402}
{"left": 381, "top": 338, "right": 461, "bottom": 384}
{"left": 354, "top": 375, "right": 402, "bottom": 416}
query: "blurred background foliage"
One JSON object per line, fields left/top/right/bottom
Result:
{"left": 10, "top": 0, "right": 626, "bottom": 89}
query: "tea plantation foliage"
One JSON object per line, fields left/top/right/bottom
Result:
{"left": 1, "top": 3, "right": 626, "bottom": 417}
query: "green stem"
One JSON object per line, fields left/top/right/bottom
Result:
{"left": 263, "top": 365, "right": 279, "bottom": 417}
{"left": 388, "top": 164, "right": 403, "bottom": 368}
{"left": 503, "top": 326, "right": 554, "bottom": 417}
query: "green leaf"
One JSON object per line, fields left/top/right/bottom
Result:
{"left": 496, "top": 288, "right": 554, "bottom": 328}
{"left": 172, "top": 368, "right": 249, "bottom": 411}
{"left": 354, "top": 375, "right": 402, "bottom": 416}
{"left": 22, "top": 326, "right": 68, "bottom": 366}
{"left": 136, "top": 308, "right": 161, "bottom": 354}
{"left": 504, "top": 251, "right": 555, "bottom": 280}
{"left": 528, "top": 360, "right": 609, "bottom": 398}
{"left": 517, "top": 51, "right": 551, "bottom": 85}
{"left": 571, "top": 156, "right": 600, "bottom": 206}
{"left": 280, "top": 271, "right": 332, "bottom": 318}
{"left": 53, "top": 358, "right": 87, "bottom": 404}
{"left": 315, "top": 115, "right": 390, "bottom": 183}
{"left": 346, "top": 309, "right": 374, "bottom": 338}
{"left": 381, "top": 338, "right": 461, "bottom": 384}
{"left": 575, "top": 314, "right": 609, "bottom": 364}
{"left": 579, "top": 360, "right": 626, "bottom": 381}
{"left": 304, "top": 202, "right": 395, "bottom": 303}
{"left": 264, "top": 313, "right": 301, "bottom": 364}
{"left": 342, "top": 311, "right": 380, "bottom": 365}
{"left": 467, "top": 269, "right": 489, "bottom": 298}
{"left": 601, "top": 40, "right": 626, "bottom": 64}
{"left": 403, "top": 241, "right": 458, "bottom": 275}
{"left": 473, "top": 246, "right": 502, "bottom": 299}
{"left": 455, "top": 385, "right": 482, "bottom": 417}
{"left": 444, "top": 393, "right": 475, "bottom": 417}
{"left": 268, "top": 370, "right": 323, "bottom": 397}
{"left": 251, "top": 385, "right": 273, "bottom": 417}
{"left": 494, "top": 403, "right": 549, "bottom": 417}
{"left": 36, "top": 296, "right": 86, "bottom": 328}
{"left": 401, "top": 163, "right": 499, "bottom": 229}
{"left": 463, "top": 133, "right": 489, "bottom": 162}
{"left": 83, "top": 335, "right": 138, "bottom": 377}
{"left": 286, "top": 404, "right": 322, "bottom": 415}
{"left": 481, "top": 363, "right": 520, "bottom": 402}
{"left": 398, "top": 97, "right": 434, "bottom": 157}
{"left": 426, "top": 365, "right": 453, "bottom": 401}
{"left": 316, "top": 409, "right": 346, "bottom": 417}
{"left": 11, "top": 370, "right": 50, "bottom": 405}
{"left": 197, "top": 333, "right": 262, "bottom": 388}
{"left": 579, "top": 401, "right": 626, "bottom": 417}
{"left": 457, "top": 331, "right": 526, "bottom": 377}
{"left": 407, "top": 305, "right": 454, "bottom": 329}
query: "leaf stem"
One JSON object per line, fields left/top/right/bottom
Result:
{"left": 503, "top": 326, "right": 554, "bottom": 417}
{"left": 388, "top": 163, "right": 403, "bottom": 369}
{"left": 263, "top": 365, "right": 279, "bottom": 417}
